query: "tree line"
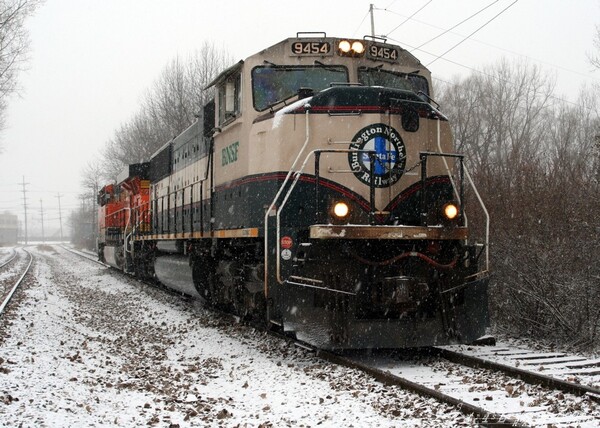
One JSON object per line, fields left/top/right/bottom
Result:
{"left": 70, "top": 42, "right": 232, "bottom": 249}
{"left": 438, "top": 60, "right": 600, "bottom": 351}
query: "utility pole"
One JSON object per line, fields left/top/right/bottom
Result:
{"left": 56, "top": 193, "right": 64, "bottom": 241}
{"left": 39, "top": 199, "right": 45, "bottom": 243}
{"left": 20, "top": 176, "right": 29, "bottom": 244}
{"left": 370, "top": 3, "right": 375, "bottom": 37}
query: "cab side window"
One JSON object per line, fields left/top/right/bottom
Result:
{"left": 218, "top": 73, "right": 242, "bottom": 125}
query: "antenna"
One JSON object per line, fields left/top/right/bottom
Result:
{"left": 369, "top": 4, "right": 375, "bottom": 37}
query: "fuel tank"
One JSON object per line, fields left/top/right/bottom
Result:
{"left": 154, "top": 255, "right": 200, "bottom": 298}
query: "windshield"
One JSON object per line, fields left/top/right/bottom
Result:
{"left": 358, "top": 67, "right": 429, "bottom": 96}
{"left": 252, "top": 65, "right": 348, "bottom": 111}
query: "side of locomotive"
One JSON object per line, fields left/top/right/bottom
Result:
{"left": 98, "top": 33, "right": 490, "bottom": 349}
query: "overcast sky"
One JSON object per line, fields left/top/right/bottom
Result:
{"left": 1, "top": 0, "right": 599, "bottom": 238}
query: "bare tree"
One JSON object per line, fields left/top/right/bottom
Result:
{"left": 0, "top": 0, "right": 41, "bottom": 145}
{"left": 80, "top": 159, "right": 104, "bottom": 194}
{"left": 589, "top": 24, "right": 600, "bottom": 71}
{"left": 438, "top": 61, "right": 600, "bottom": 350}
{"left": 70, "top": 160, "right": 104, "bottom": 250}
{"left": 100, "top": 42, "right": 232, "bottom": 180}
{"left": 102, "top": 111, "right": 161, "bottom": 180}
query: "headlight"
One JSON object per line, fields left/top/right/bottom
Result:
{"left": 338, "top": 40, "right": 351, "bottom": 53}
{"left": 333, "top": 202, "right": 350, "bottom": 219}
{"left": 351, "top": 41, "right": 365, "bottom": 54}
{"left": 443, "top": 203, "right": 459, "bottom": 220}
{"left": 338, "top": 40, "right": 365, "bottom": 56}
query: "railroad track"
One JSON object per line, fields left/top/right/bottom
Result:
{"left": 60, "top": 244, "right": 599, "bottom": 426}
{"left": 0, "top": 247, "right": 33, "bottom": 316}
{"left": 435, "top": 345, "right": 600, "bottom": 402}
{"left": 0, "top": 247, "right": 17, "bottom": 269}
{"left": 58, "top": 245, "right": 109, "bottom": 267}
{"left": 326, "top": 348, "right": 598, "bottom": 427}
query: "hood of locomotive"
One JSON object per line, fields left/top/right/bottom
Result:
{"left": 250, "top": 85, "right": 455, "bottom": 226}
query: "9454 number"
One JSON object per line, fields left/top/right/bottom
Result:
{"left": 368, "top": 45, "right": 399, "bottom": 61}
{"left": 291, "top": 41, "right": 331, "bottom": 55}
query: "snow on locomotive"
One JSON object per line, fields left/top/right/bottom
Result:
{"left": 97, "top": 33, "right": 490, "bottom": 349}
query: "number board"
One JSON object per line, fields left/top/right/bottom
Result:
{"left": 291, "top": 41, "right": 332, "bottom": 56}
{"left": 367, "top": 43, "right": 399, "bottom": 62}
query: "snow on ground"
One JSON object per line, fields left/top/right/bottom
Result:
{"left": 0, "top": 245, "right": 470, "bottom": 427}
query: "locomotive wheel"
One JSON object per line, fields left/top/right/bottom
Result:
{"left": 232, "top": 284, "right": 250, "bottom": 320}
{"left": 192, "top": 258, "right": 214, "bottom": 304}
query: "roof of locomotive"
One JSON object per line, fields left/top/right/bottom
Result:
{"left": 206, "top": 34, "right": 428, "bottom": 90}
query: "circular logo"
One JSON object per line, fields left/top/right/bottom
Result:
{"left": 281, "top": 249, "right": 292, "bottom": 260}
{"left": 348, "top": 124, "right": 406, "bottom": 188}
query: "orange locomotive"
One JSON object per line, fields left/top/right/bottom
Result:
{"left": 98, "top": 164, "right": 150, "bottom": 269}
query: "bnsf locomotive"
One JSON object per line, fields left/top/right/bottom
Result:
{"left": 98, "top": 33, "right": 490, "bottom": 349}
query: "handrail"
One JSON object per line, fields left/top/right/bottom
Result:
{"left": 463, "top": 163, "right": 490, "bottom": 274}
{"left": 274, "top": 147, "right": 489, "bottom": 282}
{"left": 419, "top": 151, "right": 489, "bottom": 276}
{"left": 275, "top": 148, "right": 377, "bottom": 284}
{"left": 264, "top": 107, "right": 312, "bottom": 298}
{"left": 432, "top": 111, "right": 489, "bottom": 274}
{"left": 433, "top": 109, "right": 489, "bottom": 274}
{"left": 121, "top": 207, "right": 132, "bottom": 272}
{"left": 436, "top": 118, "right": 464, "bottom": 220}
{"left": 150, "top": 151, "right": 211, "bottom": 235}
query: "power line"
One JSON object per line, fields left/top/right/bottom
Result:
{"left": 385, "top": 35, "right": 598, "bottom": 114}
{"left": 352, "top": 9, "right": 371, "bottom": 37}
{"left": 426, "top": 0, "right": 520, "bottom": 66}
{"left": 378, "top": 5, "right": 600, "bottom": 87}
{"left": 380, "top": 0, "right": 433, "bottom": 39}
{"left": 410, "top": 0, "right": 500, "bottom": 52}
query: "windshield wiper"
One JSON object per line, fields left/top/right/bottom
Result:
{"left": 313, "top": 60, "right": 343, "bottom": 71}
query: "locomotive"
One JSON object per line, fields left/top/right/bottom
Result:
{"left": 97, "top": 33, "right": 490, "bottom": 349}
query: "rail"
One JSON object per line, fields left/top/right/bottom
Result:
{"left": 0, "top": 248, "right": 33, "bottom": 316}
{"left": 60, "top": 245, "right": 110, "bottom": 268}
{"left": 0, "top": 248, "right": 17, "bottom": 269}
{"left": 315, "top": 349, "right": 527, "bottom": 428}
{"left": 434, "top": 346, "right": 600, "bottom": 402}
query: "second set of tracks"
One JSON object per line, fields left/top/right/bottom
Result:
{"left": 60, "top": 244, "right": 599, "bottom": 427}
{"left": 0, "top": 247, "right": 33, "bottom": 316}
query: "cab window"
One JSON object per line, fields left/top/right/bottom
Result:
{"left": 218, "top": 73, "right": 241, "bottom": 125}
{"left": 358, "top": 67, "right": 429, "bottom": 96}
{"left": 252, "top": 65, "right": 348, "bottom": 111}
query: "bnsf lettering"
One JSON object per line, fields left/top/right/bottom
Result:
{"left": 222, "top": 141, "right": 239, "bottom": 166}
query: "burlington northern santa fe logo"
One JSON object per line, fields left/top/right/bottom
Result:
{"left": 348, "top": 124, "right": 406, "bottom": 188}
